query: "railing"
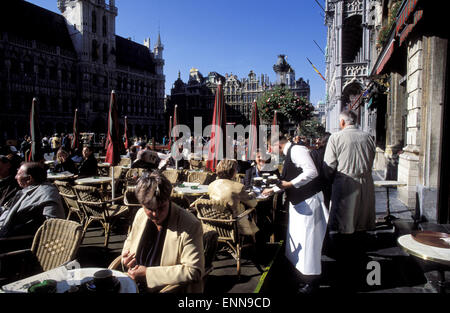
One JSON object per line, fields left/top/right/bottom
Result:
{"left": 342, "top": 62, "right": 368, "bottom": 78}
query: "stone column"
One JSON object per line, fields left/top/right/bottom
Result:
{"left": 398, "top": 37, "right": 422, "bottom": 208}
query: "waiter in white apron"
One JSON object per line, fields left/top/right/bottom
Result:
{"left": 263, "top": 135, "right": 328, "bottom": 294}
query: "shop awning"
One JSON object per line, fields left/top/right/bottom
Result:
{"left": 376, "top": 39, "right": 395, "bottom": 75}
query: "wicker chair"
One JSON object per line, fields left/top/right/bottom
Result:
{"left": 125, "top": 168, "right": 147, "bottom": 186}
{"left": 186, "top": 171, "right": 216, "bottom": 185}
{"left": 53, "top": 180, "right": 85, "bottom": 225}
{"left": 0, "top": 219, "right": 83, "bottom": 283}
{"left": 162, "top": 169, "right": 180, "bottom": 185}
{"left": 73, "top": 185, "right": 128, "bottom": 247}
{"left": 123, "top": 186, "right": 141, "bottom": 234}
{"left": 193, "top": 199, "right": 255, "bottom": 278}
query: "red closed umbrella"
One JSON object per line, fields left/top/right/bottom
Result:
{"left": 71, "top": 108, "right": 80, "bottom": 153}
{"left": 28, "top": 97, "right": 43, "bottom": 162}
{"left": 206, "top": 82, "right": 226, "bottom": 172}
{"left": 105, "top": 90, "right": 122, "bottom": 166}
{"left": 247, "top": 100, "right": 259, "bottom": 161}
{"left": 124, "top": 116, "right": 129, "bottom": 150}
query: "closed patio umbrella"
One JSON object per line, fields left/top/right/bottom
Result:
{"left": 206, "top": 82, "right": 226, "bottom": 172}
{"left": 105, "top": 90, "right": 122, "bottom": 201}
{"left": 28, "top": 97, "right": 43, "bottom": 162}
{"left": 124, "top": 116, "right": 129, "bottom": 150}
{"left": 71, "top": 108, "right": 80, "bottom": 153}
{"left": 247, "top": 100, "right": 260, "bottom": 161}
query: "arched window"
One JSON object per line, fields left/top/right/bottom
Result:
{"left": 102, "top": 15, "right": 107, "bottom": 37}
{"left": 92, "top": 40, "right": 99, "bottom": 61}
{"left": 92, "top": 11, "right": 97, "bottom": 33}
{"left": 103, "top": 44, "right": 108, "bottom": 64}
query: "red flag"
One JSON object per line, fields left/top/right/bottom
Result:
{"left": 206, "top": 82, "right": 226, "bottom": 172}
{"left": 105, "top": 90, "right": 121, "bottom": 166}
{"left": 29, "top": 98, "right": 43, "bottom": 162}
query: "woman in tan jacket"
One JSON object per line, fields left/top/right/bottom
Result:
{"left": 208, "top": 159, "right": 258, "bottom": 237}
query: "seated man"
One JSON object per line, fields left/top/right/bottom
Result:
{"left": 0, "top": 154, "right": 21, "bottom": 207}
{"left": 77, "top": 146, "right": 98, "bottom": 177}
{"left": 0, "top": 162, "right": 65, "bottom": 238}
{"left": 121, "top": 171, "right": 204, "bottom": 293}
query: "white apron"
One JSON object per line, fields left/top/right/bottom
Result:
{"left": 285, "top": 191, "right": 329, "bottom": 275}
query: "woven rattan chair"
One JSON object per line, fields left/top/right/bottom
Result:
{"left": 53, "top": 180, "right": 85, "bottom": 225}
{"left": 73, "top": 185, "right": 128, "bottom": 247}
{"left": 193, "top": 199, "right": 255, "bottom": 278}
{"left": 186, "top": 171, "right": 216, "bottom": 185}
{"left": 162, "top": 169, "right": 180, "bottom": 185}
{"left": 125, "top": 168, "right": 147, "bottom": 186}
{"left": 0, "top": 219, "right": 83, "bottom": 283}
{"left": 123, "top": 186, "right": 141, "bottom": 234}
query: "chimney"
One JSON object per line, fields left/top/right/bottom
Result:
{"left": 144, "top": 38, "right": 150, "bottom": 49}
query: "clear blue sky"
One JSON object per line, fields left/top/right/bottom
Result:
{"left": 27, "top": 0, "right": 327, "bottom": 105}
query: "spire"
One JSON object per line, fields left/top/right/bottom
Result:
{"left": 156, "top": 31, "right": 162, "bottom": 48}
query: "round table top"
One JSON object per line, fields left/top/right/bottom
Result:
{"left": 173, "top": 183, "right": 209, "bottom": 195}
{"left": 397, "top": 234, "right": 450, "bottom": 266}
{"left": 75, "top": 176, "right": 112, "bottom": 185}
{"left": 374, "top": 180, "right": 407, "bottom": 187}
{"left": 65, "top": 267, "right": 138, "bottom": 293}
{"left": 47, "top": 172, "right": 75, "bottom": 180}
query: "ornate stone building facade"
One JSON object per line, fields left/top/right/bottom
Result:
{"left": 324, "top": 0, "right": 373, "bottom": 134}
{"left": 325, "top": 0, "right": 449, "bottom": 223}
{"left": 0, "top": 0, "right": 165, "bottom": 141}
{"left": 168, "top": 55, "right": 311, "bottom": 127}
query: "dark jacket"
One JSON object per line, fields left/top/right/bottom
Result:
{"left": 244, "top": 166, "right": 280, "bottom": 189}
{"left": 0, "top": 175, "right": 21, "bottom": 207}
{"left": 54, "top": 158, "right": 77, "bottom": 174}
{"left": 78, "top": 154, "right": 98, "bottom": 177}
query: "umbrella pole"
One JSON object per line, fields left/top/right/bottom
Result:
{"left": 111, "top": 166, "right": 115, "bottom": 204}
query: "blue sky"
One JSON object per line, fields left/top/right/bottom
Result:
{"left": 27, "top": 0, "right": 327, "bottom": 105}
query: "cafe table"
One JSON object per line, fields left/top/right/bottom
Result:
{"left": 47, "top": 171, "right": 75, "bottom": 181}
{"left": 75, "top": 176, "right": 112, "bottom": 186}
{"left": 173, "top": 182, "right": 209, "bottom": 196}
{"left": 398, "top": 232, "right": 450, "bottom": 293}
{"left": 374, "top": 180, "right": 407, "bottom": 223}
{"left": 1, "top": 266, "right": 137, "bottom": 293}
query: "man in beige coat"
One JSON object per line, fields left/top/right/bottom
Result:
{"left": 324, "top": 110, "right": 376, "bottom": 234}
{"left": 121, "top": 171, "right": 204, "bottom": 293}
{"left": 323, "top": 109, "right": 376, "bottom": 291}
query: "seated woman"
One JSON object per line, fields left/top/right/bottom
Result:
{"left": 244, "top": 149, "right": 280, "bottom": 190}
{"left": 208, "top": 159, "right": 258, "bottom": 237}
{"left": 54, "top": 148, "right": 77, "bottom": 173}
{"left": 77, "top": 146, "right": 98, "bottom": 177}
{"left": 120, "top": 170, "right": 204, "bottom": 293}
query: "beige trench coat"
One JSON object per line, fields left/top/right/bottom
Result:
{"left": 324, "top": 125, "right": 376, "bottom": 234}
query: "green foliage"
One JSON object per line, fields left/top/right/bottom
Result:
{"left": 297, "top": 119, "right": 326, "bottom": 139}
{"left": 377, "top": 0, "right": 402, "bottom": 48}
{"left": 257, "top": 86, "right": 314, "bottom": 125}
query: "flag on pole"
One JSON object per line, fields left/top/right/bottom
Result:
{"left": 306, "top": 57, "right": 326, "bottom": 81}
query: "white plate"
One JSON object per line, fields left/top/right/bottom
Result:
{"left": 183, "top": 182, "right": 200, "bottom": 187}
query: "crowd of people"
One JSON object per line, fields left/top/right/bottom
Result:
{"left": 0, "top": 109, "right": 376, "bottom": 294}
